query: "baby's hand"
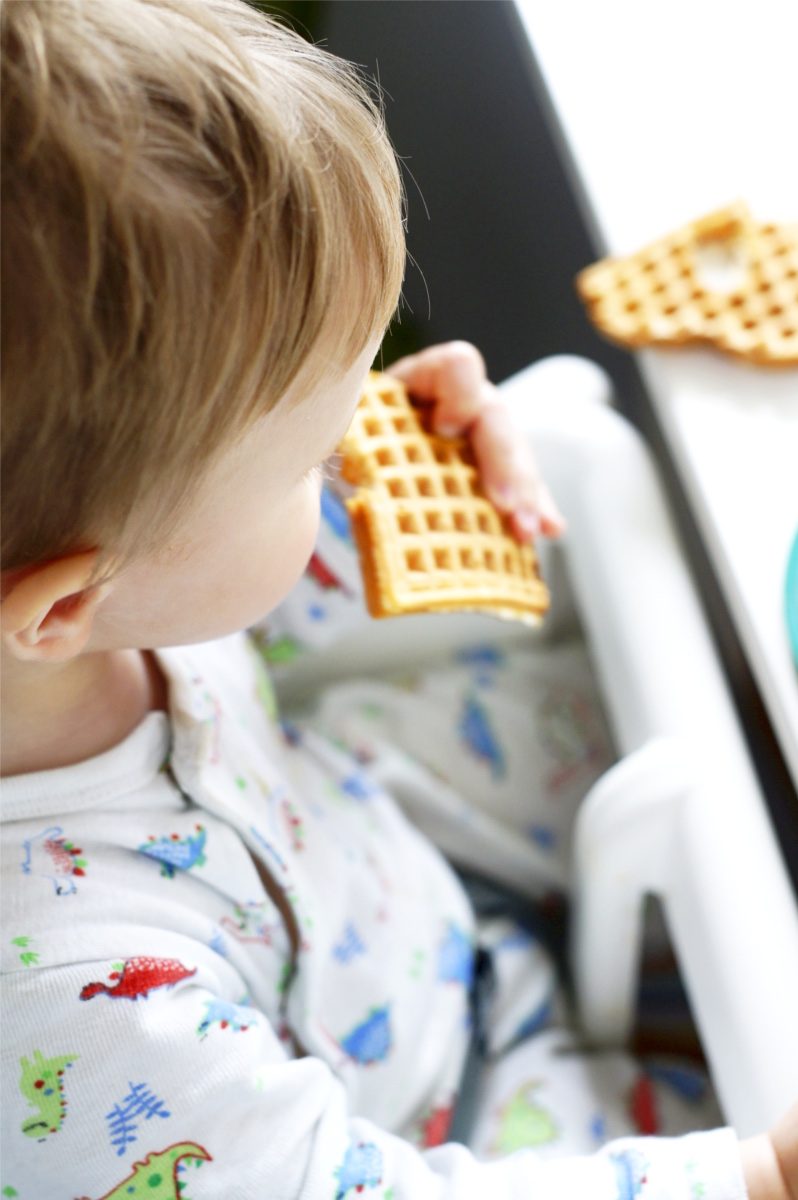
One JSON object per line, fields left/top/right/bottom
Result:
{"left": 386, "top": 342, "right": 566, "bottom": 544}
{"left": 740, "top": 1102, "right": 798, "bottom": 1200}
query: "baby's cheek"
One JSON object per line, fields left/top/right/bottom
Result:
{"left": 289, "top": 476, "right": 323, "bottom": 574}
{"left": 257, "top": 476, "right": 321, "bottom": 614}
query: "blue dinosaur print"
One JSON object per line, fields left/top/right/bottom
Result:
{"left": 138, "top": 825, "right": 207, "bottom": 878}
{"left": 457, "top": 694, "right": 506, "bottom": 780}
{"left": 455, "top": 645, "right": 504, "bottom": 668}
{"left": 333, "top": 922, "right": 366, "bottom": 964}
{"left": 340, "top": 771, "right": 380, "bottom": 802}
{"left": 320, "top": 487, "right": 353, "bottom": 543}
{"left": 528, "top": 824, "right": 557, "bottom": 851}
{"left": 334, "top": 1140, "right": 383, "bottom": 1199}
{"left": 590, "top": 1113, "right": 607, "bottom": 1143}
{"left": 340, "top": 1006, "right": 392, "bottom": 1065}
{"left": 208, "top": 930, "right": 228, "bottom": 957}
{"left": 106, "top": 1082, "right": 170, "bottom": 1156}
{"left": 196, "top": 999, "right": 257, "bottom": 1038}
{"left": 646, "top": 1063, "right": 707, "bottom": 1103}
{"left": 438, "top": 923, "right": 474, "bottom": 987}
{"left": 611, "top": 1148, "right": 649, "bottom": 1200}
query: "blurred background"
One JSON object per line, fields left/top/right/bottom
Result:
{"left": 253, "top": 1, "right": 641, "bottom": 396}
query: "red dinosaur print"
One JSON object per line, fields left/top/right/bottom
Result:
{"left": 80, "top": 958, "right": 196, "bottom": 1002}
{"left": 629, "top": 1074, "right": 660, "bottom": 1135}
{"left": 45, "top": 838, "right": 86, "bottom": 877}
{"left": 307, "top": 553, "right": 345, "bottom": 592}
{"left": 22, "top": 825, "right": 88, "bottom": 896}
{"left": 281, "top": 799, "right": 305, "bottom": 851}
{"left": 417, "top": 1101, "right": 456, "bottom": 1148}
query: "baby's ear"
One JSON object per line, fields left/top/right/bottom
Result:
{"left": 0, "top": 551, "right": 111, "bottom": 663}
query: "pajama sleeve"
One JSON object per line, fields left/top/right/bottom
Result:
{"left": 2, "top": 955, "right": 747, "bottom": 1200}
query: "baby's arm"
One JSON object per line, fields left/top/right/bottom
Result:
{"left": 741, "top": 1105, "right": 798, "bottom": 1200}
{"left": 2, "top": 951, "right": 754, "bottom": 1200}
{"left": 387, "top": 341, "right": 566, "bottom": 543}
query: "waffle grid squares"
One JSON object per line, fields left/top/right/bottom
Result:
{"left": 339, "top": 374, "right": 549, "bottom": 622}
{"left": 577, "top": 205, "right": 798, "bottom": 365}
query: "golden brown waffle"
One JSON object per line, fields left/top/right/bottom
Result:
{"left": 576, "top": 204, "right": 798, "bottom": 365}
{"left": 338, "top": 372, "right": 550, "bottom": 624}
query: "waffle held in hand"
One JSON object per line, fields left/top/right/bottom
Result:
{"left": 338, "top": 372, "right": 550, "bottom": 624}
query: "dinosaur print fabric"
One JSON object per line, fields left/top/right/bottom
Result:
{"left": 301, "top": 640, "right": 614, "bottom": 889}
{"left": 1, "top": 634, "right": 745, "bottom": 1200}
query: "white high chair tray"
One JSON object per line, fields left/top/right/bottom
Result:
{"left": 513, "top": 0, "right": 798, "bottom": 790}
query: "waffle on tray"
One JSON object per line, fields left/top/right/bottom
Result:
{"left": 338, "top": 372, "right": 550, "bottom": 624}
{"left": 576, "top": 204, "right": 798, "bottom": 365}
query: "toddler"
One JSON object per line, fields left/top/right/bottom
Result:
{"left": 1, "top": 3, "right": 795, "bottom": 1198}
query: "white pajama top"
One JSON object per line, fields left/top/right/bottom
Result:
{"left": 0, "top": 633, "right": 747, "bottom": 1200}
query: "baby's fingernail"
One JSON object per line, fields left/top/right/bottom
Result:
{"left": 543, "top": 513, "right": 566, "bottom": 535}
{"left": 515, "top": 508, "right": 541, "bottom": 537}
{"left": 436, "top": 423, "right": 461, "bottom": 439}
{"left": 490, "top": 484, "right": 516, "bottom": 508}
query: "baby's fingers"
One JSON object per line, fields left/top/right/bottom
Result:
{"left": 471, "top": 401, "right": 566, "bottom": 543}
{"left": 512, "top": 477, "right": 566, "bottom": 543}
{"left": 469, "top": 398, "right": 523, "bottom": 509}
{"left": 387, "top": 342, "right": 487, "bottom": 434}
{"left": 386, "top": 341, "right": 565, "bottom": 543}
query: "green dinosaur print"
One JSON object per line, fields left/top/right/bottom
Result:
{"left": 251, "top": 645, "right": 279, "bottom": 721}
{"left": 686, "top": 1157, "right": 707, "bottom": 1200}
{"left": 19, "top": 1049, "right": 78, "bottom": 1138}
{"left": 11, "top": 936, "right": 39, "bottom": 968}
{"left": 250, "top": 629, "right": 302, "bottom": 673}
{"left": 77, "top": 1142, "right": 211, "bottom": 1199}
{"left": 490, "top": 1081, "right": 558, "bottom": 1156}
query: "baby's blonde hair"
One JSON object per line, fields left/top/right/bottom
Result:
{"left": 1, "top": 0, "right": 405, "bottom": 573}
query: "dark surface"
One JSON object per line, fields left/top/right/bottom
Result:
{"left": 317, "top": 0, "right": 640, "bottom": 385}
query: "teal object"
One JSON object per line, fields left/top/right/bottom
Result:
{"left": 787, "top": 528, "right": 798, "bottom": 669}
